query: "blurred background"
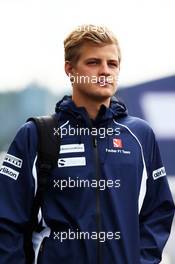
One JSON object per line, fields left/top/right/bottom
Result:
{"left": 0, "top": 0, "right": 174, "bottom": 263}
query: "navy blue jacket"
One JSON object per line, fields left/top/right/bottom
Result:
{"left": 0, "top": 96, "right": 174, "bottom": 264}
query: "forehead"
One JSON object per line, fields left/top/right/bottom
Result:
{"left": 78, "top": 43, "right": 119, "bottom": 61}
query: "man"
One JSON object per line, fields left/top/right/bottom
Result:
{"left": 0, "top": 24, "right": 174, "bottom": 264}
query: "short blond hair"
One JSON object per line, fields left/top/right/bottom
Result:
{"left": 64, "top": 24, "right": 121, "bottom": 65}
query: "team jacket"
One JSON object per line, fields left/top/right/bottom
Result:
{"left": 0, "top": 95, "right": 174, "bottom": 264}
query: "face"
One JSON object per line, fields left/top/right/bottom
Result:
{"left": 65, "top": 43, "right": 120, "bottom": 102}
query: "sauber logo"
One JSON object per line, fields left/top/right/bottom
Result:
{"left": 58, "top": 157, "right": 86, "bottom": 167}
{"left": 113, "top": 139, "right": 123, "bottom": 148}
{"left": 106, "top": 138, "right": 130, "bottom": 155}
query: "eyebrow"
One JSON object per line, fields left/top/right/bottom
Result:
{"left": 85, "top": 58, "right": 119, "bottom": 63}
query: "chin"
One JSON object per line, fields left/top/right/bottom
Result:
{"left": 98, "top": 89, "right": 115, "bottom": 98}
{"left": 89, "top": 92, "right": 113, "bottom": 102}
{"left": 77, "top": 84, "right": 116, "bottom": 101}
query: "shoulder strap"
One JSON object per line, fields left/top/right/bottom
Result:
{"left": 28, "top": 113, "right": 60, "bottom": 222}
{"left": 24, "top": 113, "right": 60, "bottom": 264}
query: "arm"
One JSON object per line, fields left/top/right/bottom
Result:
{"left": 139, "top": 130, "right": 175, "bottom": 264}
{"left": 0, "top": 121, "right": 38, "bottom": 263}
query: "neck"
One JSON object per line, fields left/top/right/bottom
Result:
{"left": 72, "top": 93, "right": 110, "bottom": 120}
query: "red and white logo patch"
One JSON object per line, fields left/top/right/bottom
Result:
{"left": 113, "top": 138, "right": 123, "bottom": 148}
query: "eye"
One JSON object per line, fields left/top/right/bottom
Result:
{"left": 108, "top": 62, "right": 118, "bottom": 67}
{"left": 87, "top": 61, "right": 98, "bottom": 65}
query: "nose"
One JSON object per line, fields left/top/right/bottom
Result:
{"left": 98, "top": 62, "right": 110, "bottom": 76}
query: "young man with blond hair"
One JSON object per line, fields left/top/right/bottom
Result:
{"left": 0, "top": 24, "right": 174, "bottom": 264}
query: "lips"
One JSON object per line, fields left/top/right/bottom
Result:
{"left": 97, "top": 81, "right": 111, "bottom": 86}
{"left": 97, "top": 76, "right": 113, "bottom": 86}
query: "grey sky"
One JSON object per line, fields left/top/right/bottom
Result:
{"left": 0, "top": 0, "right": 174, "bottom": 92}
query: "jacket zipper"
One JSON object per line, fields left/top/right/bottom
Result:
{"left": 93, "top": 136, "right": 102, "bottom": 264}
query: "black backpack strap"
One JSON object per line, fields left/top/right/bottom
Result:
{"left": 24, "top": 113, "right": 60, "bottom": 264}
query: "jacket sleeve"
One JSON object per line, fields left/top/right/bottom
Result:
{"left": 139, "top": 128, "right": 175, "bottom": 264}
{"left": 0, "top": 121, "right": 38, "bottom": 264}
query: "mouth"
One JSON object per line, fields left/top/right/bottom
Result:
{"left": 96, "top": 76, "right": 113, "bottom": 86}
{"left": 97, "top": 81, "right": 112, "bottom": 87}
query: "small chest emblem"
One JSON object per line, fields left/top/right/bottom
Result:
{"left": 113, "top": 138, "right": 123, "bottom": 148}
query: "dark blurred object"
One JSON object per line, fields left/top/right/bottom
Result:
{"left": 117, "top": 75, "right": 175, "bottom": 176}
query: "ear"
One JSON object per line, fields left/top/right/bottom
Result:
{"left": 64, "top": 60, "right": 74, "bottom": 77}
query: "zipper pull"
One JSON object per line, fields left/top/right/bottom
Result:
{"left": 93, "top": 137, "right": 97, "bottom": 147}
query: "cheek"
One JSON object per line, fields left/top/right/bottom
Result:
{"left": 107, "top": 74, "right": 118, "bottom": 85}
{"left": 77, "top": 71, "right": 93, "bottom": 80}
{"left": 113, "top": 70, "right": 120, "bottom": 82}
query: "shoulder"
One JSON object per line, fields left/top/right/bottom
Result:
{"left": 117, "top": 115, "right": 153, "bottom": 133}
{"left": 12, "top": 120, "right": 38, "bottom": 157}
{"left": 15, "top": 120, "right": 38, "bottom": 141}
{"left": 115, "top": 115, "right": 156, "bottom": 145}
